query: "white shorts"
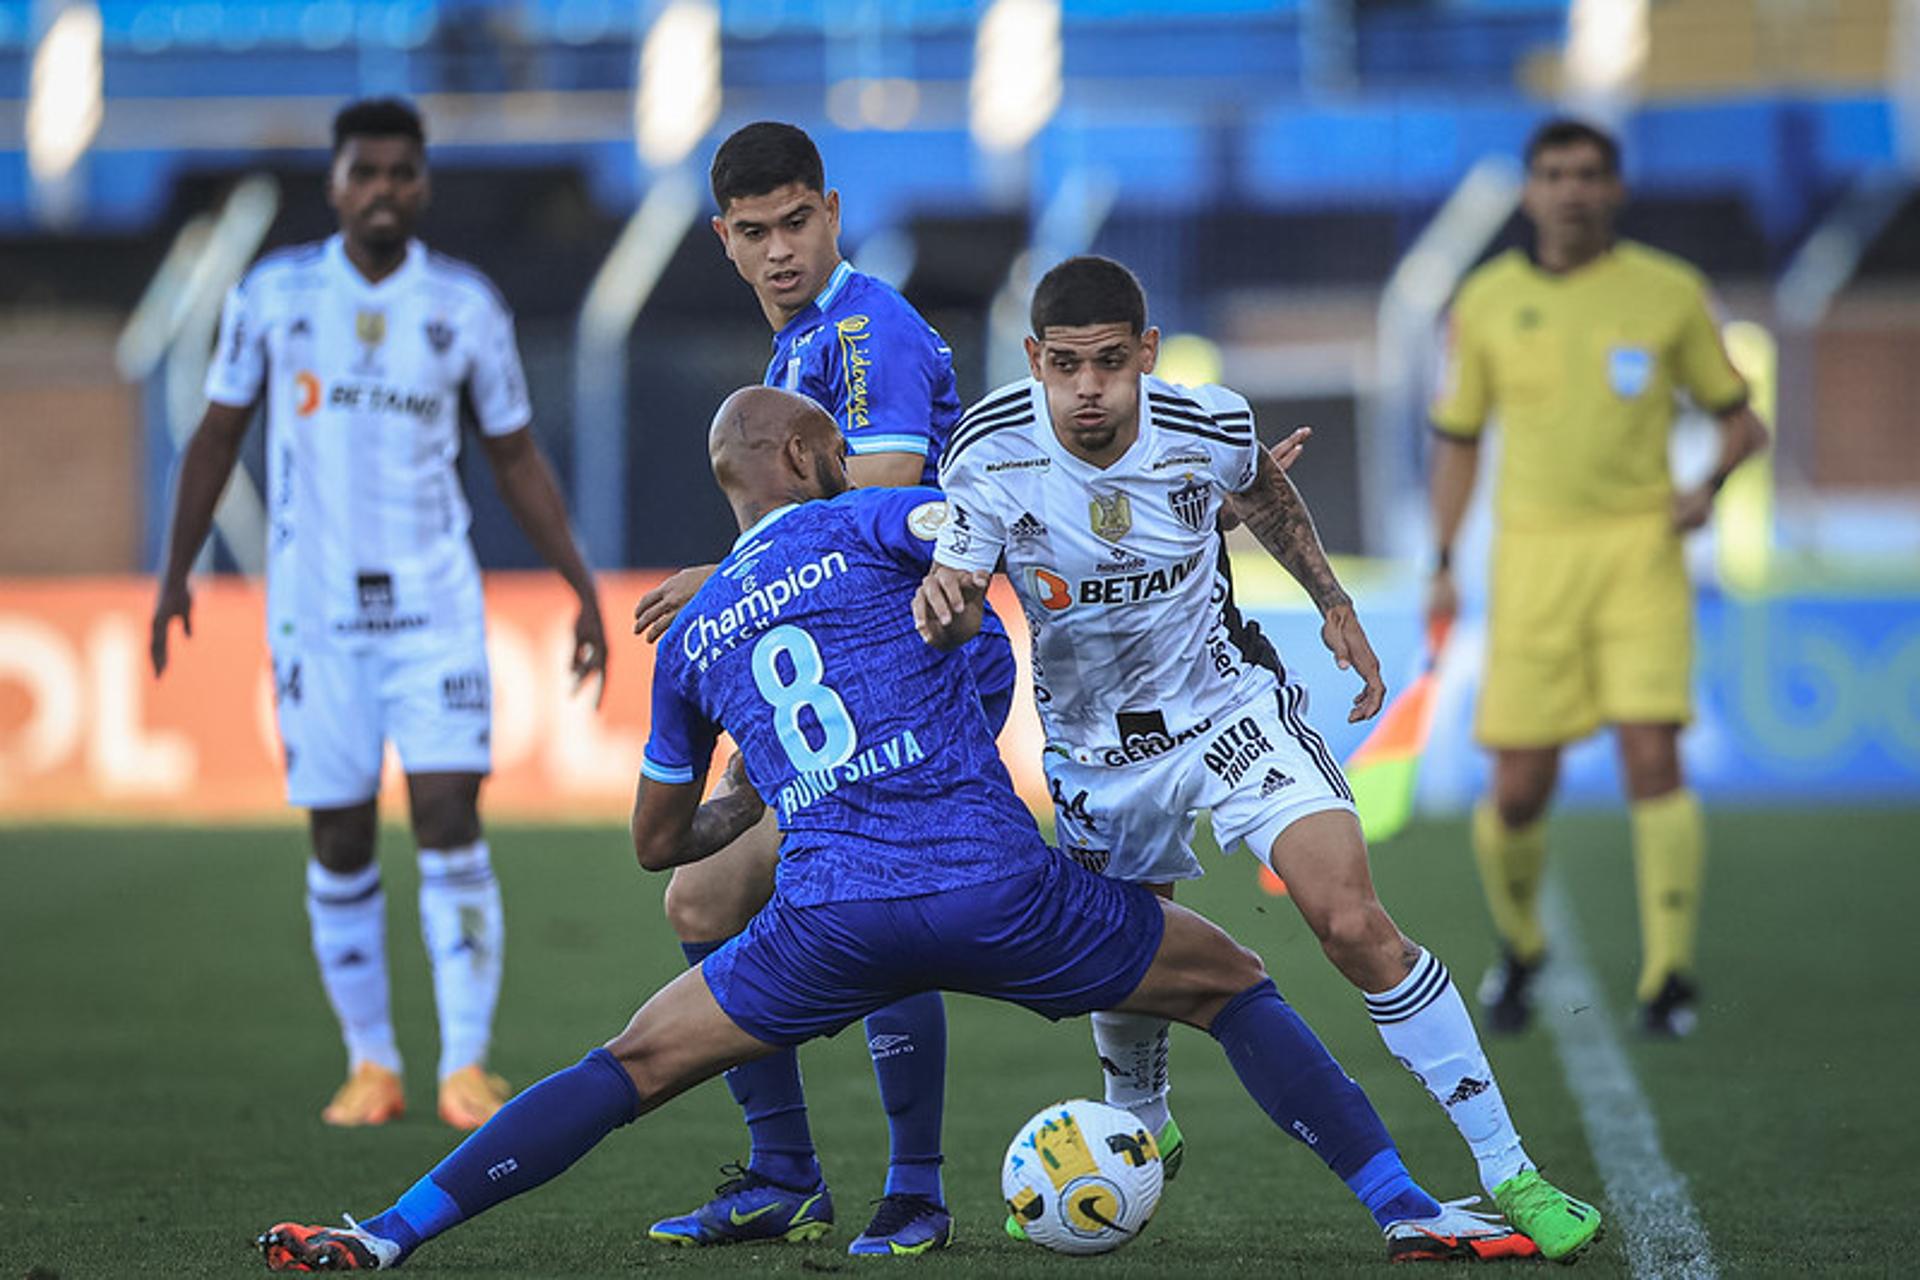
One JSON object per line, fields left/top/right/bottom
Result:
{"left": 270, "top": 626, "right": 493, "bottom": 809}
{"left": 1044, "top": 683, "right": 1357, "bottom": 885}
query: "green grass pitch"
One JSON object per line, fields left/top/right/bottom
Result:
{"left": 2, "top": 811, "right": 1914, "bottom": 1276}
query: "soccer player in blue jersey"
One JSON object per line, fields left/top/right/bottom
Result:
{"left": 630, "top": 122, "right": 1014, "bottom": 1255}
{"left": 256, "top": 387, "right": 1536, "bottom": 1271}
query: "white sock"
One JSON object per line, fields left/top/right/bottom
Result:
{"left": 1090, "top": 1010, "right": 1172, "bottom": 1134}
{"left": 305, "top": 860, "right": 401, "bottom": 1074}
{"left": 1366, "top": 948, "right": 1532, "bottom": 1195}
{"left": 418, "top": 840, "right": 504, "bottom": 1080}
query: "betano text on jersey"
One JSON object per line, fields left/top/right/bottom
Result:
{"left": 936, "top": 373, "right": 1293, "bottom": 766}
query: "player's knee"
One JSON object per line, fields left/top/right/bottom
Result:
{"left": 411, "top": 794, "right": 481, "bottom": 850}
{"left": 1493, "top": 788, "right": 1549, "bottom": 830}
{"left": 662, "top": 872, "right": 742, "bottom": 944}
{"left": 309, "top": 805, "right": 377, "bottom": 873}
{"left": 1493, "top": 753, "right": 1557, "bottom": 827}
{"left": 1182, "top": 937, "right": 1267, "bottom": 1025}
{"left": 1619, "top": 738, "right": 1682, "bottom": 800}
{"left": 605, "top": 1037, "right": 670, "bottom": 1117}
{"left": 1217, "top": 937, "right": 1267, "bottom": 994}
{"left": 1315, "top": 900, "right": 1396, "bottom": 966}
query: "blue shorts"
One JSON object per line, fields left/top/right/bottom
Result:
{"left": 703, "top": 851, "right": 1166, "bottom": 1046}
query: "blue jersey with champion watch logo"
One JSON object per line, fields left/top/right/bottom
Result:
{"left": 643, "top": 487, "right": 1041, "bottom": 907}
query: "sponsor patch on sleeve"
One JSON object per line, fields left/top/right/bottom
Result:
{"left": 907, "top": 500, "right": 949, "bottom": 541}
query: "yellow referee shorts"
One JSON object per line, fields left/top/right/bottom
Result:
{"left": 1477, "top": 511, "right": 1693, "bottom": 748}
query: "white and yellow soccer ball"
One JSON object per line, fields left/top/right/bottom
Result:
{"left": 1001, "top": 1099, "right": 1164, "bottom": 1255}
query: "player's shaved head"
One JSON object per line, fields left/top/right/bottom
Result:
{"left": 707, "top": 385, "right": 832, "bottom": 476}
{"left": 708, "top": 386, "right": 849, "bottom": 530}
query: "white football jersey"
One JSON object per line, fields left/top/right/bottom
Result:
{"left": 205, "top": 234, "right": 531, "bottom": 645}
{"left": 937, "top": 374, "right": 1289, "bottom": 764}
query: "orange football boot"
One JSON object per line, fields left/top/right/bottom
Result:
{"left": 437, "top": 1064, "right": 510, "bottom": 1130}
{"left": 257, "top": 1219, "right": 397, "bottom": 1271}
{"left": 320, "top": 1062, "right": 405, "bottom": 1128}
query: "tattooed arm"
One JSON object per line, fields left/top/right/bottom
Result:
{"left": 631, "top": 753, "right": 767, "bottom": 871}
{"left": 1226, "top": 448, "right": 1351, "bottom": 613}
{"left": 1224, "top": 450, "right": 1387, "bottom": 722}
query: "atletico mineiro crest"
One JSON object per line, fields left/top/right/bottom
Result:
{"left": 1169, "top": 474, "right": 1209, "bottom": 532}
{"left": 355, "top": 309, "right": 386, "bottom": 348}
{"left": 1088, "top": 492, "right": 1132, "bottom": 542}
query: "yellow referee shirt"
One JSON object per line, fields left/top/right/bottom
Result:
{"left": 1431, "top": 242, "right": 1747, "bottom": 531}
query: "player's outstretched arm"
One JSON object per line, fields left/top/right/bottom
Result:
{"left": 480, "top": 427, "right": 609, "bottom": 705}
{"left": 631, "top": 753, "right": 765, "bottom": 871}
{"left": 1226, "top": 448, "right": 1349, "bottom": 614}
{"left": 913, "top": 563, "right": 990, "bottom": 650}
{"left": 150, "top": 399, "right": 254, "bottom": 677}
{"left": 1218, "top": 427, "right": 1311, "bottom": 533}
{"left": 633, "top": 564, "right": 718, "bottom": 642}
{"left": 1225, "top": 449, "right": 1386, "bottom": 721}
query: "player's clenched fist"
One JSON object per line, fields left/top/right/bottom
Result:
{"left": 913, "top": 563, "right": 991, "bottom": 650}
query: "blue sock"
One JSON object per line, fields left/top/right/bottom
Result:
{"left": 1347, "top": 1148, "right": 1444, "bottom": 1230}
{"left": 1209, "top": 979, "right": 1439, "bottom": 1229}
{"left": 866, "top": 991, "right": 946, "bottom": 1203}
{"left": 362, "top": 1047, "right": 641, "bottom": 1260}
{"left": 682, "top": 939, "right": 821, "bottom": 1189}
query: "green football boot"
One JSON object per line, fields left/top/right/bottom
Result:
{"left": 1492, "top": 1169, "right": 1603, "bottom": 1262}
{"left": 1153, "top": 1115, "right": 1185, "bottom": 1180}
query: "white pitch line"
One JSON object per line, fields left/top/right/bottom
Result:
{"left": 1537, "top": 879, "right": 1717, "bottom": 1279}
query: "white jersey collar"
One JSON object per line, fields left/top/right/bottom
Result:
{"left": 325, "top": 233, "right": 425, "bottom": 293}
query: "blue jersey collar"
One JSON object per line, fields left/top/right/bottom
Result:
{"left": 772, "top": 260, "right": 856, "bottom": 346}
{"left": 814, "top": 259, "right": 854, "bottom": 310}
{"left": 732, "top": 503, "right": 799, "bottom": 552}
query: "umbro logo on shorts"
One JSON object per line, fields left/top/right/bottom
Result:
{"left": 868, "top": 1032, "right": 915, "bottom": 1058}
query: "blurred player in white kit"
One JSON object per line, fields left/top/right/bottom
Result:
{"left": 150, "top": 97, "right": 606, "bottom": 1131}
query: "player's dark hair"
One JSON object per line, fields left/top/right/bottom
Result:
{"left": 332, "top": 97, "right": 425, "bottom": 154}
{"left": 1030, "top": 255, "right": 1148, "bottom": 338}
{"left": 710, "top": 122, "right": 825, "bottom": 212}
{"left": 1524, "top": 117, "right": 1620, "bottom": 174}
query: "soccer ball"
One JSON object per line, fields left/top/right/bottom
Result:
{"left": 1001, "top": 1099, "right": 1164, "bottom": 1255}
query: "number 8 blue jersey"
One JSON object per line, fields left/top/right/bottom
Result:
{"left": 643, "top": 487, "right": 1047, "bottom": 907}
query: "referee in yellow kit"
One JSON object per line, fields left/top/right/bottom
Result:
{"left": 1427, "top": 118, "right": 1769, "bottom": 1038}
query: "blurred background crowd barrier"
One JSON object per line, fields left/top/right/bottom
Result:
{"left": 2, "top": 0, "right": 1916, "bottom": 818}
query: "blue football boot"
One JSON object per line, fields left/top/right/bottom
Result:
{"left": 647, "top": 1163, "right": 834, "bottom": 1246}
{"left": 847, "top": 1194, "right": 954, "bottom": 1257}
